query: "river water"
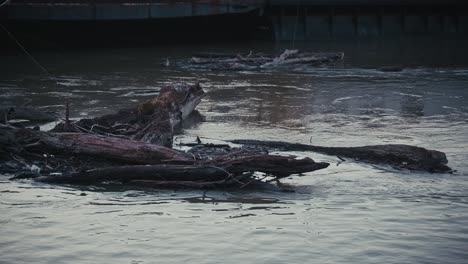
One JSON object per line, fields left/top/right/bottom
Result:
{"left": 1, "top": 39, "right": 468, "bottom": 264}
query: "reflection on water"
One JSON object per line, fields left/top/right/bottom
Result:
{"left": 1, "top": 39, "right": 468, "bottom": 264}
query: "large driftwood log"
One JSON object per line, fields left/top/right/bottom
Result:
{"left": 1, "top": 126, "right": 192, "bottom": 165}
{"left": 35, "top": 155, "right": 329, "bottom": 185}
{"left": 231, "top": 139, "right": 451, "bottom": 173}
{"left": 36, "top": 165, "right": 226, "bottom": 184}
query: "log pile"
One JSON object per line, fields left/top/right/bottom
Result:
{"left": 1, "top": 81, "right": 452, "bottom": 191}
{"left": 0, "top": 82, "right": 330, "bottom": 189}
{"left": 180, "top": 49, "right": 344, "bottom": 71}
{"left": 1, "top": 125, "right": 329, "bottom": 188}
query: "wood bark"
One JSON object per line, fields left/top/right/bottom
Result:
{"left": 215, "top": 155, "right": 329, "bottom": 177}
{"left": 36, "top": 165, "right": 226, "bottom": 184}
{"left": 1, "top": 126, "right": 192, "bottom": 165}
{"left": 1, "top": 125, "right": 329, "bottom": 188}
{"left": 51, "top": 82, "right": 205, "bottom": 147}
{"left": 35, "top": 155, "right": 329, "bottom": 185}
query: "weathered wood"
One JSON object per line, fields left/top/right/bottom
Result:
{"left": 231, "top": 139, "right": 451, "bottom": 173}
{"left": 1, "top": 126, "right": 192, "bottom": 165}
{"left": 36, "top": 165, "right": 226, "bottom": 184}
{"left": 216, "top": 155, "right": 330, "bottom": 177}
{"left": 35, "top": 155, "right": 329, "bottom": 185}
{"left": 51, "top": 82, "right": 205, "bottom": 147}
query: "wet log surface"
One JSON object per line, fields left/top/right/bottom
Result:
{"left": 230, "top": 140, "right": 451, "bottom": 173}
{"left": 180, "top": 49, "right": 344, "bottom": 71}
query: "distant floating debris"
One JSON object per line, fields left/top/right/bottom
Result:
{"left": 178, "top": 49, "right": 344, "bottom": 71}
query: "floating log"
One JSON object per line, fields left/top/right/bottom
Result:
{"left": 36, "top": 165, "right": 226, "bottom": 184}
{"left": 35, "top": 155, "right": 329, "bottom": 185}
{"left": 230, "top": 139, "right": 451, "bottom": 173}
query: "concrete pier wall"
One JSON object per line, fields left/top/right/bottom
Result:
{"left": 268, "top": 3, "right": 468, "bottom": 41}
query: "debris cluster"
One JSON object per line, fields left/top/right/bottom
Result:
{"left": 180, "top": 49, "right": 344, "bottom": 71}
{"left": 1, "top": 82, "right": 329, "bottom": 189}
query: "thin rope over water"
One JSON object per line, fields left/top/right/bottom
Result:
{"left": 0, "top": 0, "right": 10, "bottom": 8}
{"left": 292, "top": 0, "right": 301, "bottom": 49}
{"left": 0, "top": 23, "right": 53, "bottom": 78}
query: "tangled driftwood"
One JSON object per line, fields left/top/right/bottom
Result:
{"left": 1, "top": 125, "right": 329, "bottom": 188}
{"left": 52, "top": 82, "right": 205, "bottom": 147}
{"left": 1, "top": 82, "right": 330, "bottom": 189}
{"left": 0, "top": 81, "right": 452, "bottom": 191}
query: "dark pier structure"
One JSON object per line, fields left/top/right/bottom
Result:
{"left": 1, "top": 0, "right": 467, "bottom": 47}
{"left": 269, "top": 0, "right": 468, "bottom": 40}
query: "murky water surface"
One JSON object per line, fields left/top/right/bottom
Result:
{"left": 1, "top": 41, "right": 468, "bottom": 263}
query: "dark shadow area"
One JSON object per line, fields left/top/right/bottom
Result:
{"left": 0, "top": 11, "right": 272, "bottom": 52}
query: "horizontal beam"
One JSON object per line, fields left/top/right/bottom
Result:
{"left": 269, "top": 0, "right": 468, "bottom": 7}
{"left": 2, "top": 1, "right": 264, "bottom": 20}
